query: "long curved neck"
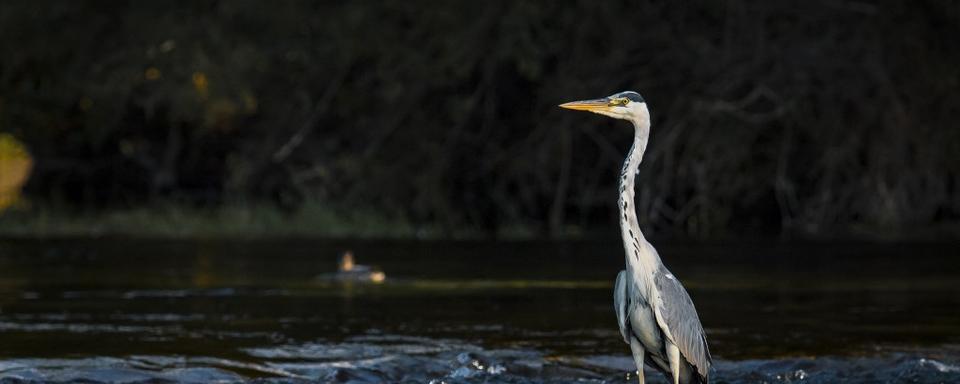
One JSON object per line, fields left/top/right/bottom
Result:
{"left": 618, "top": 112, "right": 660, "bottom": 274}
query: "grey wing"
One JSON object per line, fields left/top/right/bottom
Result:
{"left": 613, "top": 270, "right": 630, "bottom": 344}
{"left": 654, "top": 267, "right": 712, "bottom": 379}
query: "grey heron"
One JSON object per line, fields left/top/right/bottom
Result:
{"left": 560, "top": 92, "right": 711, "bottom": 384}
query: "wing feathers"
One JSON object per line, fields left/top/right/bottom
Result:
{"left": 613, "top": 270, "right": 630, "bottom": 344}
{"left": 653, "top": 267, "right": 712, "bottom": 380}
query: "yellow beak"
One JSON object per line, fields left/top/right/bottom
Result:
{"left": 558, "top": 98, "right": 612, "bottom": 112}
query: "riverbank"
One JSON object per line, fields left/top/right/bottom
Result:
{"left": 0, "top": 203, "right": 433, "bottom": 240}
{"left": 1, "top": 203, "right": 957, "bottom": 242}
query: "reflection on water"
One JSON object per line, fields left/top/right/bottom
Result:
{"left": 0, "top": 239, "right": 957, "bottom": 383}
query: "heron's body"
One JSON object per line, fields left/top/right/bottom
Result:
{"left": 560, "top": 92, "right": 711, "bottom": 384}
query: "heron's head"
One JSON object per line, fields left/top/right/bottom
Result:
{"left": 559, "top": 91, "right": 647, "bottom": 123}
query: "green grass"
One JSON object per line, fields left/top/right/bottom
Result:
{"left": 2, "top": 201, "right": 956, "bottom": 241}
{"left": 0, "top": 201, "right": 445, "bottom": 239}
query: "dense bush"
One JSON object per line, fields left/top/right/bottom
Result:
{"left": 1, "top": 1, "right": 958, "bottom": 238}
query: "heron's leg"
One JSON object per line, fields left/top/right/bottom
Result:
{"left": 666, "top": 340, "right": 680, "bottom": 384}
{"left": 628, "top": 338, "right": 645, "bottom": 384}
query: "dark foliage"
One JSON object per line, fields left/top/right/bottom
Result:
{"left": 1, "top": 1, "right": 958, "bottom": 238}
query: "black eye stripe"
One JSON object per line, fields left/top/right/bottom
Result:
{"left": 612, "top": 91, "right": 645, "bottom": 103}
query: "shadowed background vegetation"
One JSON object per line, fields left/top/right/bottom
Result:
{"left": 0, "top": 1, "right": 958, "bottom": 239}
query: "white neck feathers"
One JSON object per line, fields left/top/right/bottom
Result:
{"left": 617, "top": 105, "right": 660, "bottom": 275}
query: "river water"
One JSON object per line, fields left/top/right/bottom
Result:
{"left": 0, "top": 239, "right": 957, "bottom": 383}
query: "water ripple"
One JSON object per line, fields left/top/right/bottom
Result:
{"left": 1, "top": 342, "right": 959, "bottom": 383}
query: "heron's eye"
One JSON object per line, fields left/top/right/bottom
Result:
{"left": 610, "top": 98, "right": 628, "bottom": 106}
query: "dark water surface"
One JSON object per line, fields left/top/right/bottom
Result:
{"left": 0, "top": 239, "right": 957, "bottom": 383}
